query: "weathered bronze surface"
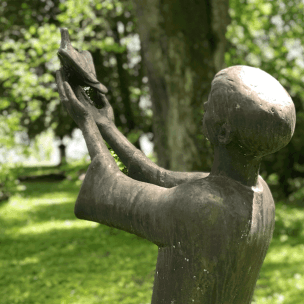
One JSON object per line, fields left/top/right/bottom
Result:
{"left": 56, "top": 29, "right": 296, "bottom": 303}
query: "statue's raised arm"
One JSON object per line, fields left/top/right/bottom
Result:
{"left": 55, "top": 28, "right": 296, "bottom": 304}
{"left": 57, "top": 28, "right": 208, "bottom": 188}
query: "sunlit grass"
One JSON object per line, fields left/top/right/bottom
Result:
{"left": 252, "top": 204, "right": 304, "bottom": 304}
{"left": 253, "top": 242, "right": 304, "bottom": 303}
{"left": 1, "top": 166, "right": 304, "bottom": 303}
{"left": 1, "top": 177, "right": 156, "bottom": 304}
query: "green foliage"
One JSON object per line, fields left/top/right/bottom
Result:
{"left": 252, "top": 237, "right": 304, "bottom": 304}
{"left": 273, "top": 203, "right": 304, "bottom": 238}
{"left": 0, "top": 1, "right": 75, "bottom": 147}
{"left": 0, "top": 112, "right": 24, "bottom": 149}
{"left": 110, "top": 149, "right": 128, "bottom": 175}
{"left": 58, "top": 149, "right": 128, "bottom": 179}
{"left": 0, "top": 163, "right": 23, "bottom": 202}
{"left": 227, "top": 0, "right": 304, "bottom": 89}
{"left": 0, "top": 0, "right": 151, "bottom": 156}
{"left": 287, "top": 178, "right": 304, "bottom": 206}
{"left": 0, "top": 143, "right": 127, "bottom": 201}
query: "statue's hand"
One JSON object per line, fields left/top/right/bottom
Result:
{"left": 56, "top": 70, "right": 92, "bottom": 128}
{"left": 56, "top": 69, "right": 114, "bottom": 129}
{"left": 90, "top": 92, "right": 115, "bottom": 128}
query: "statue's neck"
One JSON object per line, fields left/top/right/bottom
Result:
{"left": 210, "top": 145, "right": 261, "bottom": 188}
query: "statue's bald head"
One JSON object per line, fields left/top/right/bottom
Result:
{"left": 203, "top": 65, "right": 296, "bottom": 157}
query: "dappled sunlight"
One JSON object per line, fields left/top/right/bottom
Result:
{"left": 8, "top": 194, "right": 73, "bottom": 208}
{"left": 17, "top": 219, "right": 98, "bottom": 236}
{"left": 253, "top": 241, "right": 304, "bottom": 304}
{"left": 1, "top": 177, "right": 157, "bottom": 304}
{"left": 34, "top": 196, "right": 75, "bottom": 205}
{"left": 267, "top": 243, "right": 304, "bottom": 263}
{"left": 13, "top": 256, "right": 40, "bottom": 266}
{"left": 16, "top": 219, "right": 97, "bottom": 235}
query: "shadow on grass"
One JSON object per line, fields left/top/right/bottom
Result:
{"left": 13, "top": 165, "right": 64, "bottom": 177}
{"left": 19, "top": 180, "right": 81, "bottom": 198}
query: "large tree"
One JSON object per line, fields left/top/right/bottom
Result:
{"left": 131, "top": 0, "right": 230, "bottom": 171}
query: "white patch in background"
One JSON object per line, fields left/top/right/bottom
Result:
{"left": 65, "top": 128, "right": 88, "bottom": 161}
{"left": 2, "top": 128, "right": 154, "bottom": 165}
{"left": 139, "top": 133, "right": 154, "bottom": 156}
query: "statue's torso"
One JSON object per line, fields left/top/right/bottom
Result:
{"left": 151, "top": 175, "right": 275, "bottom": 304}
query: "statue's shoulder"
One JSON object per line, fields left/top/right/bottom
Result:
{"left": 171, "top": 176, "right": 255, "bottom": 242}
{"left": 257, "top": 175, "right": 273, "bottom": 199}
{"left": 172, "top": 175, "right": 266, "bottom": 223}
{"left": 169, "top": 175, "right": 275, "bottom": 247}
{"left": 174, "top": 175, "right": 252, "bottom": 202}
{"left": 172, "top": 175, "right": 247, "bottom": 215}
{"left": 257, "top": 175, "right": 275, "bottom": 211}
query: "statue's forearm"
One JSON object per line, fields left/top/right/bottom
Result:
{"left": 98, "top": 122, "right": 160, "bottom": 180}
{"left": 81, "top": 119, "right": 117, "bottom": 168}
{"left": 98, "top": 123, "right": 209, "bottom": 187}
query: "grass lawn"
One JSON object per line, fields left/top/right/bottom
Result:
{"left": 1, "top": 165, "right": 304, "bottom": 303}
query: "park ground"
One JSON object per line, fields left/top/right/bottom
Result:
{"left": 1, "top": 163, "right": 304, "bottom": 304}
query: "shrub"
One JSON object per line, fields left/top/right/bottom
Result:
{"left": 0, "top": 163, "right": 21, "bottom": 202}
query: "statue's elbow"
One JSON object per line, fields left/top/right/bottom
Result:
{"left": 74, "top": 204, "right": 83, "bottom": 219}
{"left": 74, "top": 200, "right": 88, "bottom": 220}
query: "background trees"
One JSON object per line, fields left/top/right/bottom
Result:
{"left": 0, "top": 0, "right": 151, "bottom": 165}
{"left": 227, "top": 0, "right": 304, "bottom": 204}
{"left": 1, "top": 2, "right": 304, "bottom": 302}
{"left": 131, "top": 0, "right": 229, "bottom": 171}
{"left": 1, "top": 0, "right": 304, "bottom": 204}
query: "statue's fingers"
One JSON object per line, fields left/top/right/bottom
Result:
{"left": 60, "top": 28, "right": 71, "bottom": 49}
{"left": 63, "top": 81, "right": 87, "bottom": 113}
{"left": 55, "top": 70, "right": 71, "bottom": 114}
{"left": 56, "top": 69, "right": 67, "bottom": 101}
{"left": 64, "top": 81, "right": 79, "bottom": 101}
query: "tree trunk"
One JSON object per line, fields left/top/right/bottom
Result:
{"left": 112, "top": 22, "right": 136, "bottom": 132}
{"left": 58, "top": 142, "right": 67, "bottom": 166}
{"left": 132, "top": 0, "right": 230, "bottom": 171}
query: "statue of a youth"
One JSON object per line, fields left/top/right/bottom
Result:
{"left": 56, "top": 29, "right": 295, "bottom": 304}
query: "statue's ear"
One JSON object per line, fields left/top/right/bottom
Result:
{"left": 218, "top": 123, "right": 232, "bottom": 145}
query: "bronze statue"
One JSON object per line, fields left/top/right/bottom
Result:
{"left": 56, "top": 28, "right": 296, "bottom": 303}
